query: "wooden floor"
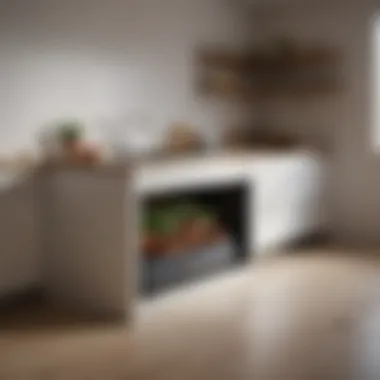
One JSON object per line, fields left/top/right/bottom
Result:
{"left": 2, "top": 249, "right": 380, "bottom": 379}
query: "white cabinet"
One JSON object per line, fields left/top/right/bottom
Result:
{"left": 34, "top": 151, "right": 324, "bottom": 318}
{"left": 253, "top": 154, "right": 325, "bottom": 253}
{"left": 0, "top": 151, "right": 325, "bottom": 316}
{"left": 137, "top": 151, "right": 326, "bottom": 256}
{"left": 0, "top": 175, "right": 40, "bottom": 297}
{"left": 40, "top": 166, "right": 135, "bottom": 320}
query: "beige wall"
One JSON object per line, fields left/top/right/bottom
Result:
{"left": 0, "top": 0, "right": 252, "bottom": 156}
{"left": 0, "top": 0, "right": 252, "bottom": 296}
{"left": 260, "top": 0, "right": 380, "bottom": 246}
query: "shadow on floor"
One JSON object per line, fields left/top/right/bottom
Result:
{"left": 0, "top": 297, "right": 126, "bottom": 334}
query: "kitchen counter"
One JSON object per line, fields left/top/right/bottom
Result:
{"left": 134, "top": 149, "right": 311, "bottom": 192}
{"left": 135, "top": 149, "right": 325, "bottom": 253}
{"left": 4, "top": 149, "right": 325, "bottom": 319}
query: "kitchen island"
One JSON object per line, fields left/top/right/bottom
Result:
{"left": 3, "top": 149, "right": 326, "bottom": 320}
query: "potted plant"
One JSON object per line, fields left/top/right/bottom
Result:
{"left": 52, "top": 120, "right": 88, "bottom": 164}
{"left": 56, "top": 120, "right": 83, "bottom": 151}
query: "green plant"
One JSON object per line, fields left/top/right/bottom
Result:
{"left": 55, "top": 120, "right": 84, "bottom": 145}
{"left": 142, "top": 201, "right": 218, "bottom": 237}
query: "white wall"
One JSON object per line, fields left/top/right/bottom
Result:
{"left": 259, "top": 0, "right": 380, "bottom": 246}
{"left": 0, "top": 0, "right": 252, "bottom": 295}
{"left": 0, "top": 0, "right": 252, "bottom": 155}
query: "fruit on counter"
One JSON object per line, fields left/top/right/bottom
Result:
{"left": 164, "top": 122, "right": 204, "bottom": 154}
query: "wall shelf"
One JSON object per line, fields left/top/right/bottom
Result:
{"left": 198, "top": 45, "right": 343, "bottom": 101}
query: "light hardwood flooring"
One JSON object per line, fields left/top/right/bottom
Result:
{"left": 2, "top": 249, "right": 380, "bottom": 379}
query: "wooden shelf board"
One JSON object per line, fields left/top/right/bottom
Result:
{"left": 199, "top": 47, "right": 341, "bottom": 71}
{"left": 198, "top": 45, "right": 343, "bottom": 101}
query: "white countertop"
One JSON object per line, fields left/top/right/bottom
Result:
{"left": 134, "top": 149, "right": 318, "bottom": 196}
{"left": 0, "top": 169, "right": 30, "bottom": 191}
